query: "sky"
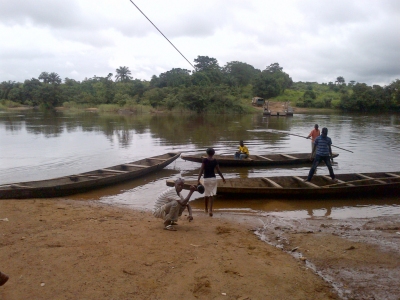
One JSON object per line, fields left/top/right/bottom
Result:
{"left": 1, "top": 0, "right": 399, "bottom": 86}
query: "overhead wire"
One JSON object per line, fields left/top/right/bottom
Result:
{"left": 128, "top": 0, "right": 195, "bottom": 70}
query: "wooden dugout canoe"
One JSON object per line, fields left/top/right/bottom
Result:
{"left": 0, "top": 152, "right": 180, "bottom": 199}
{"left": 181, "top": 152, "right": 339, "bottom": 167}
{"left": 166, "top": 171, "right": 400, "bottom": 198}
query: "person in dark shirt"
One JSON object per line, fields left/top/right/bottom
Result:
{"left": 197, "top": 148, "right": 226, "bottom": 217}
{"left": 306, "top": 127, "right": 337, "bottom": 183}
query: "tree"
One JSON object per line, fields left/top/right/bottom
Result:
{"left": 253, "top": 73, "right": 281, "bottom": 99}
{"left": 38, "top": 72, "right": 50, "bottom": 83}
{"left": 265, "top": 62, "right": 283, "bottom": 73}
{"left": 348, "top": 80, "right": 356, "bottom": 87}
{"left": 340, "top": 83, "right": 373, "bottom": 111}
{"left": 115, "top": 66, "right": 132, "bottom": 82}
{"left": 48, "top": 72, "right": 62, "bottom": 85}
{"left": 335, "top": 76, "right": 345, "bottom": 85}
{"left": 193, "top": 56, "right": 223, "bottom": 85}
{"left": 252, "top": 63, "right": 292, "bottom": 98}
{"left": 222, "top": 61, "right": 260, "bottom": 86}
{"left": 194, "top": 56, "right": 220, "bottom": 72}
{"left": 22, "top": 78, "right": 42, "bottom": 105}
{"left": 157, "top": 68, "right": 191, "bottom": 88}
{"left": 0, "top": 80, "right": 16, "bottom": 99}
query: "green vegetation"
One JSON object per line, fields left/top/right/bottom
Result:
{"left": 1, "top": 56, "right": 399, "bottom": 113}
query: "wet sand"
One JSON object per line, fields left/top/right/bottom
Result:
{"left": 1, "top": 199, "right": 399, "bottom": 299}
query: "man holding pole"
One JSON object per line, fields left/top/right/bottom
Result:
{"left": 306, "top": 124, "right": 320, "bottom": 159}
{"left": 305, "top": 127, "right": 337, "bottom": 183}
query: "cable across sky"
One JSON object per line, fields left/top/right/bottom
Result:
{"left": 128, "top": 0, "right": 195, "bottom": 70}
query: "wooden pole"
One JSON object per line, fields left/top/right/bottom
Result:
{"left": 265, "top": 130, "right": 354, "bottom": 153}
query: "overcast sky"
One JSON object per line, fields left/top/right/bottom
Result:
{"left": 1, "top": 0, "right": 399, "bottom": 86}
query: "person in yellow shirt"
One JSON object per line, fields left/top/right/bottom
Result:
{"left": 235, "top": 140, "right": 249, "bottom": 159}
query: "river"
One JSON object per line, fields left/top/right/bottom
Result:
{"left": 1, "top": 109, "right": 399, "bottom": 218}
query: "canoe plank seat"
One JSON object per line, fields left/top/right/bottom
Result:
{"left": 280, "top": 154, "right": 297, "bottom": 160}
{"left": 101, "top": 169, "right": 128, "bottom": 173}
{"left": 321, "top": 175, "right": 354, "bottom": 187}
{"left": 123, "top": 164, "right": 148, "bottom": 168}
{"left": 292, "top": 176, "right": 321, "bottom": 188}
{"left": 386, "top": 172, "right": 400, "bottom": 178}
{"left": 147, "top": 158, "right": 167, "bottom": 161}
{"left": 356, "top": 173, "right": 386, "bottom": 184}
{"left": 261, "top": 178, "right": 283, "bottom": 188}
{"left": 69, "top": 174, "right": 103, "bottom": 179}
{"left": 256, "top": 155, "right": 273, "bottom": 161}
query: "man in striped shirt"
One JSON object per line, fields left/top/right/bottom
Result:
{"left": 153, "top": 178, "right": 196, "bottom": 231}
{"left": 305, "top": 127, "right": 337, "bottom": 183}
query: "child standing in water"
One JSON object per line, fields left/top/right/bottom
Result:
{"left": 197, "top": 148, "right": 226, "bottom": 217}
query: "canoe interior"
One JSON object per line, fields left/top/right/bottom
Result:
{"left": 0, "top": 152, "right": 180, "bottom": 198}
{"left": 181, "top": 152, "right": 339, "bottom": 166}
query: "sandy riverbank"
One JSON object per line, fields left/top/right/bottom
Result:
{"left": 2, "top": 199, "right": 400, "bottom": 299}
{"left": 0, "top": 199, "right": 338, "bottom": 299}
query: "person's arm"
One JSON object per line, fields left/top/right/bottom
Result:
{"left": 186, "top": 204, "right": 193, "bottom": 221}
{"left": 306, "top": 130, "right": 312, "bottom": 139}
{"left": 197, "top": 163, "right": 204, "bottom": 184}
{"left": 177, "top": 185, "right": 196, "bottom": 206}
{"left": 328, "top": 144, "right": 333, "bottom": 161}
{"left": 216, "top": 165, "right": 226, "bottom": 183}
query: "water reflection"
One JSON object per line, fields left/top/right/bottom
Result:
{"left": 1, "top": 110, "right": 400, "bottom": 219}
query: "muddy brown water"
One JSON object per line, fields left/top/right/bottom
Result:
{"left": 1, "top": 110, "right": 400, "bottom": 299}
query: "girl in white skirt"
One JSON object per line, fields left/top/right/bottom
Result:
{"left": 197, "top": 148, "right": 226, "bottom": 217}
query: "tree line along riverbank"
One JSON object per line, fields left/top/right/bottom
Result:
{"left": 1, "top": 56, "right": 399, "bottom": 113}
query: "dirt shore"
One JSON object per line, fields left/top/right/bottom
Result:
{"left": 0, "top": 199, "right": 339, "bottom": 300}
{"left": 2, "top": 199, "right": 399, "bottom": 299}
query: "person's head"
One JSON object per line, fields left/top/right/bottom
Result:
{"left": 174, "top": 178, "right": 185, "bottom": 193}
{"left": 197, "top": 184, "right": 205, "bottom": 194}
{"left": 314, "top": 124, "right": 319, "bottom": 129}
{"left": 239, "top": 140, "right": 244, "bottom": 146}
{"left": 206, "top": 148, "right": 215, "bottom": 157}
{"left": 321, "top": 127, "right": 328, "bottom": 136}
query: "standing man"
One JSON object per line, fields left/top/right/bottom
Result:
{"left": 153, "top": 178, "right": 196, "bottom": 231}
{"left": 234, "top": 140, "right": 250, "bottom": 160}
{"left": 306, "top": 124, "right": 320, "bottom": 159}
{"left": 305, "top": 127, "right": 337, "bottom": 183}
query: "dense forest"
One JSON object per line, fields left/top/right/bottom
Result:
{"left": 1, "top": 56, "right": 399, "bottom": 113}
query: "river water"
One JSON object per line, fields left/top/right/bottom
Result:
{"left": 1, "top": 109, "right": 399, "bottom": 218}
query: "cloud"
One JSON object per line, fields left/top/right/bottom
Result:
{"left": 0, "top": 0, "right": 399, "bottom": 86}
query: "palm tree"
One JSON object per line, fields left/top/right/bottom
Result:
{"left": 115, "top": 66, "right": 133, "bottom": 82}
{"left": 48, "top": 72, "right": 61, "bottom": 85}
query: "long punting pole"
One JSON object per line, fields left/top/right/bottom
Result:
{"left": 266, "top": 130, "right": 354, "bottom": 153}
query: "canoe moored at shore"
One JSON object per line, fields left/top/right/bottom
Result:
{"left": 0, "top": 152, "right": 181, "bottom": 199}
{"left": 181, "top": 152, "right": 339, "bottom": 166}
{"left": 166, "top": 171, "right": 400, "bottom": 198}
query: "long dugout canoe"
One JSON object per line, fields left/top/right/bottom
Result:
{"left": 181, "top": 152, "right": 339, "bottom": 167}
{"left": 0, "top": 152, "right": 180, "bottom": 199}
{"left": 166, "top": 171, "right": 400, "bottom": 198}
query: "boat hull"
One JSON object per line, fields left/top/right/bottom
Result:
{"left": 181, "top": 152, "right": 339, "bottom": 166}
{"left": 0, "top": 152, "right": 180, "bottom": 199}
{"left": 166, "top": 171, "right": 400, "bottom": 199}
